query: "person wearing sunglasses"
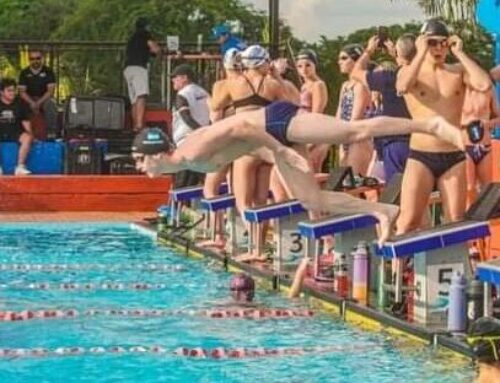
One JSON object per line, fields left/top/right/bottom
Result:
{"left": 295, "top": 49, "right": 329, "bottom": 173}
{"left": 395, "top": 19, "right": 491, "bottom": 236}
{"left": 336, "top": 44, "right": 373, "bottom": 177}
{"left": 18, "top": 50, "right": 58, "bottom": 138}
{"left": 133, "top": 96, "right": 465, "bottom": 246}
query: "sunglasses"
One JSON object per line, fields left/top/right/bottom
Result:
{"left": 428, "top": 39, "right": 448, "bottom": 48}
{"left": 338, "top": 55, "right": 350, "bottom": 61}
{"left": 29, "top": 56, "right": 42, "bottom": 61}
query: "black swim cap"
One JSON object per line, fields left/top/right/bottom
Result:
{"left": 296, "top": 49, "right": 318, "bottom": 66}
{"left": 341, "top": 44, "right": 364, "bottom": 61}
{"left": 420, "top": 19, "right": 449, "bottom": 37}
{"left": 468, "top": 317, "right": 500, "bottom": 364}
{"left": 132, "top": 127, "right": 174, "bottom": 155}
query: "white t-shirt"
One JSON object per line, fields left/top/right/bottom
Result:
{"left": 172, "top": 83, "right": 210, "bottom": 145}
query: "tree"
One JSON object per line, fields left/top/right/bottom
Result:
{"left": 400, "top": 0, "right": 477, "bottom": 22}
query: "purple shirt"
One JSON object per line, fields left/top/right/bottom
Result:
{"left": 366, "top": 69, "right": 411, "bottom": 119}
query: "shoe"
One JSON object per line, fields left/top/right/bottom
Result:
{"left": 14, "top": 165, "right": 31, "bottom": 176}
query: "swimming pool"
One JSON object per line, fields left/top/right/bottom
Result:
{"left": 0, "top": 223, "right": 474, "bottom": 382}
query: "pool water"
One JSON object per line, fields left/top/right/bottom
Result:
{"left": 0, "top": 223, "right": 474, "bottom": 383}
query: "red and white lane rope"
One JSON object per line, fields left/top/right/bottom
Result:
{"left": 0, "top": 344, "right": 351, "bottom": 359}
{"left": 0, "top": 282, "right": 167, "bottom": 291}
{"left": 0, "top": 308, "right": 315, "bottom": 322}
{"left": 0, "top": 264, "right": 184, "bottom": 272}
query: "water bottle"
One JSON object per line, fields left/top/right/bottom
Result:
{"left": 467, "top": 278, "right": 484, "bottom": 324}
{"left": 334, "top": 252, "right": 348, "bottom": 298}
{"left": 447, "top": 272, "right": 467, "bottom": 333}
{"left": 352, "top": 243, "right": 369, "bottom": 305}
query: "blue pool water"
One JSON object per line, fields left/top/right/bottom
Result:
{"left": 0, "top": 223, "right": 474, "bottom": 382}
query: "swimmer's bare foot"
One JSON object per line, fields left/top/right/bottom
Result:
{"left": 428, "top": 116, "right": 464, "bottom": 150}
{"left": 371, "top": 203, "right": 399, "bottom": 247}
{"left": 197, "top": 238, "right": 226, "bottom": 249}
{"left": 234, "top": 253, "right": 268, "bottom": 263}
{"left": 276, "top": 147, "right": 310, "bottom": 173}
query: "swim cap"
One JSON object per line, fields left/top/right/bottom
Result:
{"left": 341, "top": 44, "right": 364, "bottom": 61}
{"left": 240, "top": 45, "right": 270, "bottom": 69}
{"left": 296, "top": 49, "right": 318, "bottom": 66}
{"left": 230, "top": 273, "right": 255, "bottom": 302}
{"left": 467, "top": 317, "right": 500, "bottom": 364}
{"left": 132, "top": 127, "right": 174, "bottom": 155}
{"left": 420, "top": 19, "right": 449, "bottom": 37}
{"left": 135, "top": 17, "right": 150, "bottom": 31}
{"left": 212, "top": 24, "right": 231, "bottom": 39}
{"left": 223, "top": 48, "right": 242, "bottom": 70}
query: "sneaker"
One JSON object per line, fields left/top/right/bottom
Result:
{"left": 14, "top": 165, "right": 31, "bottom": 176}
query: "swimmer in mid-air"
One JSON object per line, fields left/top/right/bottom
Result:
{"left": 133, "top": 101, "right": 463, "bottom": 244}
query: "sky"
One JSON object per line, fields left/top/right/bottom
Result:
{"left": 241, "top": 0, "right": 426, "bottom": 42}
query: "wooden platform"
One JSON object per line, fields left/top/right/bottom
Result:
{"left": 0, "top": 175, "right": 172, "bottom": 212}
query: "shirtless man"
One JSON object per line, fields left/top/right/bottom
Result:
{"left": 396, "top": 19, "right": 492, "bottom": 233}
{"left": 133, "top": 101, "right": 463, "bottom": 245}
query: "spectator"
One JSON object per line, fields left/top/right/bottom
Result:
{"left": 212, "top": 24, "right": 247, "bottom": 56}
{"left": 336, "top": 43, "right": 373, "bottom": 176}
{"left": 0, "top": 79, "right": 33, "bottom": 175}
{"left": 351, "top": 33, "right": 416, "bottom": 182}
{"left": 18, "top": 50, "right": 58, "bottom": 138}
{"left": 123, "top": 17, "right": 161, "bottom": 132}
{"left": 171, "top": 64, "right": 210, "bottom": 188}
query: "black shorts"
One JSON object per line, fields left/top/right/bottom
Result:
{"left": 173, "top": 170, "right": 205, "bottom": 189}
{"left": 0, "top": 129, "right": 23, "bottom": 142}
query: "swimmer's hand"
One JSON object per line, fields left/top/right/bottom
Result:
{"left": 276, "top": 147, "right": 311, "bottom": 174}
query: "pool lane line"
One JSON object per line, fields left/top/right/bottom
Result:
{"left": 0, "top": 344, "right": 369, "bottom": 359}
{"left": 0, "top": 282, "right": 168, "bottom": 291}
{"left": 0, "top": 263, "right": 185, "bottom": 272}
{"left": 0, "top": 308, "right": 315, "bottom": 322}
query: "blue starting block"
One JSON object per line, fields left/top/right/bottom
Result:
{"left": 244, "top": 200, "right": 310, "bottom": 285}
{"left": 378, "top": 220, "right": 490, "bottom": 327}
{"left": 299, "top": 214, "right": 379, "bottom": 288}
{"left": 476, "top": 259, "right": 500, "bottom": 317}
{"left": 168, "top": 183, "right": 228, "bottom": 226}
{"left": 200, "top": 194, "right": 236, "bottom": 253}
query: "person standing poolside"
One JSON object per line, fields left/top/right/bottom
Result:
{"left": 211, "top": 45, "right": 295, "bottom": 262}
{"left": 462, "top": 83, "right": 499, "bottom": 203}
{"left": 351, "top": 34, "right": 416, "bottom": 183}
{"left": 133, "top": 100, "right": 464, "bottom": 245}
{"left": 123, "top": 17, "right": 161, "bottom": 132}
{"left": 336, "top": 44, "right": 373, "bottom": 176}
{"left": 295, "top": 49, "right": 329, "bottom": 173}
{"left": 396, "top": 19, "right": 491, "bottom": 233}
{"left": 0, "top": 79, "right": 34, "bottom": 175}
{"left": 18, "top": 50, "right": 58, "bottom": 138}
{"left": 171, "top": 64, "right": 210, "bottom": 189}
{"left": 199, "top": 48, "right": 242, "bottom": 249}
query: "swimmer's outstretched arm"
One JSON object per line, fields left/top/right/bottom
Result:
{"left": 287, "top": 112, "right": 464, "bottom": 150}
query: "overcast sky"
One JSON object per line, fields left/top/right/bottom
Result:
{"left": 242, "top": 0, "right": 426, "bottom": 42}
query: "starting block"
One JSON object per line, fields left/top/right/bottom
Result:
{"left": 169, "top": 183, "right": 228, "bottom": 226}
{"left": 377, "top": 220, "right": 490, "bottom": 327}
{"left": 299, "top": 214, "right": 379, "bottom": 287}
{"left": 244, "top": 200, "right": 310, "bottom": 286}
{"left": 200, "top": 194, "right": 238, "bottom": 254}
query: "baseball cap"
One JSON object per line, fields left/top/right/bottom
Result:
{"left": 170, "top": 64, "right": 195, "bottom": 80}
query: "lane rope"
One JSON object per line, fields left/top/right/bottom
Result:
{"left": 0, "top": 282, "right": 168, "bottom": 291}
{"left": 0, "top": 344, "right": 354, "bottom": 359}
{"left": 0, "top": 308, "right": 314, "bottom": 322}
{"left": 0, "top": 264, "right": 184, "bottom": 272}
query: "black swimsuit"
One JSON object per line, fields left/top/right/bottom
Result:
{"left": 232, "top": 76, "right": 272, "bottom": 109}
{"left": 408, "top": 149, "right": 465, "bottom": 179}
